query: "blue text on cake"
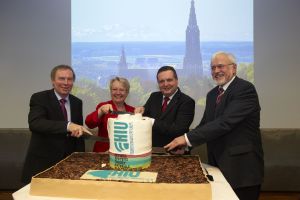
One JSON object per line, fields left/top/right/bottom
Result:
{"left": 88, "top": 170, "right": 140, "bottom": 179}
{"left": 113, "top": 121, "right": 129, "bottom": 152}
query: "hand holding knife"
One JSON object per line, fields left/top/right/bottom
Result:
{"left": 68, "top": 122, "right": 93, "bottom": 138}
{"left": 82, "top": 127, "right": 93, "bottom": 135}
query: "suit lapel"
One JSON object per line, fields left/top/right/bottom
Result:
{"left": 69, "top": 95, "right": 76, "bottom": 122}
{"left": 153, "top": 94, "right": 164, "bottom": 117}
{"left": 206, "top": 87, "right": 218, "bottom": 120}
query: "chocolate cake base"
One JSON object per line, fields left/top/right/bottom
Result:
{"left": 30, "top": 152, "right": 211, "bottom": 200}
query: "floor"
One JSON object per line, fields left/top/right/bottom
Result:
{"left": 259, "top": 192, "right": 300, "bottom": 200}
{"left": 1, "top": 190, "right": 299, "bottom": 200}
{"left": 0, "top": 191, "right": 13, "bottom": 200}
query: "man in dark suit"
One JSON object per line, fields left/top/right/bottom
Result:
{"left": 135, "top": 66, "right": 195, "bottom": 147}
{"left": 165, "top": 52, "right": 264, "bottom": 200}
{"left": 22, "top": 65, "right": 90, "bottom": 184}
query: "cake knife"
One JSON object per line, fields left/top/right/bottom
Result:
{"left": 109, "top": 110, "right": 134, "bottom": 115}
{"left": 204, "top": 167, "right": 214, "bottom": 181}
{"left": 152, "top": 147, "right": 170, "bottom": 155}
{"left": 82, "top": 135, "right": 110, "bottom": 142}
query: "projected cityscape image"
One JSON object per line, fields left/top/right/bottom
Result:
{"left": 72, "top": 0, "right": 253, "bottom": 124}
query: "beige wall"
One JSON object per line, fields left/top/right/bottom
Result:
{"left": 0, "top": 0, "right": 299, "bottom": 128}
{"left": 0, "top": 0, "right": 71, "bottom": 128}
{"left": 254, "top": 0, "right": 300, "bottom": 128}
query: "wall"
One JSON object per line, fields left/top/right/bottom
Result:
{"left": 254, "top": 0, "right": 300, "bottom": 128}
{"left": 0, "top": 0, "right": 299, "bottom": 128}
{"left": 0, "top": 0, "right": 71, "bottom": 128}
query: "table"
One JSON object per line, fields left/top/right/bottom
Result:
{"left": 13, "top": 164, "right": 238, "bottom": 200}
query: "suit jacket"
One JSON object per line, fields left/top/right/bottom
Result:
{"left": 144, "top": 88, "right": 195, "bottom": 147}
{"left": 187, "top": 77, "right": 264, "bottom": 189}
{"left": 22, "top": 89, "right": 85, "bottom": 184}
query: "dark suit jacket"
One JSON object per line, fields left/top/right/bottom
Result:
{"left": 143, "top": 88, "right": 195, "bottom": 147}
{"left": 188, "top": 77, "right": 264, "bottom": 189}
{"left": 22, "top": 89, "right": 85, "bottom": 184}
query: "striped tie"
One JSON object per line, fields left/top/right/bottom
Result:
{"left": 216, "top": 87, "right": 224, "bottom": 104}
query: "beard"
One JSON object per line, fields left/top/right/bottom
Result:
{"left": 213, "top": 76, "right": 226, "bottom": 86}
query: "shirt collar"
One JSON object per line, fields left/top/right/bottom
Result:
{"left": 163, "top": 88, "right": 178, "bottom": 101}
{"left": 221, "top": 76, "right": 236, "bottom": 91}
{"left": 54, "top": 90, "right": 69, "bottom": 102}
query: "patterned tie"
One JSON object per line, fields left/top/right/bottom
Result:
{"left": 216, "top": 87, "right": 224, "bottom": 104}
{"left": 59, "top": 99, "right": 68, "bottom": 120}
{"left": 161, "top": 96, "right": 170, "bottom": 112}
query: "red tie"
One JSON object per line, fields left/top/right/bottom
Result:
{"left": 216, "top": 87, "right": 224, "bottom": 104}
{"left": 161, "top": 96, "right": 170, "bottom": 112}
{"left": 59, "top": 99, "right": 68, "bottom": 120}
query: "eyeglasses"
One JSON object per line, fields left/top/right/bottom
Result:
{"left": 211, "top": 63, "right": 235, "bottom": 71}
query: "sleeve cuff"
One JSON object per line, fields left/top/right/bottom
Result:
{"left": 185, "top": 133, "right": 192, "bottom": 147}
{"left": 67, "top": 121, "right": 71, "bottom": 131}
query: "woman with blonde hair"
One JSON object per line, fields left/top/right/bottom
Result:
{"left": 85, "top": 77, "right": 134, "bottom": 152}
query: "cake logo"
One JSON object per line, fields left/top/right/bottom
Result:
{"left": 114, "top": 155, "right": 129, "bottom": 169}
{"left": 81, "top": 170, "right": 158, "bottom": 183}
{"left": 113, "top": 121, "right": 129, "bottom": 152}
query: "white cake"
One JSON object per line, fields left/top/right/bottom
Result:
{"left": 107, "top": 113, "right": 154, "bottom": 169}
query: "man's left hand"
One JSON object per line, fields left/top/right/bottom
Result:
{"left": 164, "top": 135, "right": 187, "bottom": 152}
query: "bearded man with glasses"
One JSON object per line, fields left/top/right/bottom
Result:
{"left": 165, "top": 51, "right": 264, "bottom": 200}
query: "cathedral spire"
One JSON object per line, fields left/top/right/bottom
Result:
{"left": 188, "top": 0, "right": 197, "bottom": 27}
{"left": 118, "top": 46, "right": 128, "bottom": 77}
{"left": 183, "top": 0, "right": 203, "bottom": 77}
{"left": 119, "top": 46, "right": 127, "bottom": 67}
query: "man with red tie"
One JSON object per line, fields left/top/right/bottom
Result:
{"left": 135, "top": 66, "right": 195, "bottom": 148}
{"left": 22, "top": 65, "right": 90, "bottom": 184}
{"left": 165, "top": 52, "right": 264, "bottom": 200}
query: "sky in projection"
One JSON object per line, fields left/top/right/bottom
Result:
{"left": 72, "top": 0, "right": 253, "bottom": 42}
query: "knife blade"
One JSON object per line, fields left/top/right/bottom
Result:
{"left": 204, "top": 167, "right": 214, "bottom": 181}
{"left": 82, "top": 135, "right": 110, "bottom": 142}
{"left": 152, "top": 147, "right": 170, "bottom": 155}
{"left": 109, "top": 110, "right": 134, "bottom": 115}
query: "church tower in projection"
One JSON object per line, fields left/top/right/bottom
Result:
{"left": 183, "top": 0, "right": 203, "bottom": 77}
{"left": 118, "top": 46, "right": 129, "bottom": 77}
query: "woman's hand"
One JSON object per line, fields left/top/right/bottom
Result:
{"left": 134, "top": 106, "right": 145, "bottom": 114}
{"left": 98, "top": 104, "right": 113, "bottom": 117}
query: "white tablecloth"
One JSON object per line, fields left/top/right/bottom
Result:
{"left": 13, "top": 164, "right": 238, "bottom": 200}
